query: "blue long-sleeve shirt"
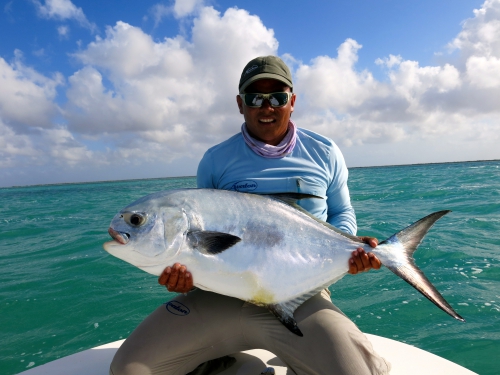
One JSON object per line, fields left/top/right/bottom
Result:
{"left": 196, "top": 127, "right": 357, "bottom": 235}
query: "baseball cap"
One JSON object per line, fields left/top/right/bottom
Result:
{"left": 238, "top": 56, "right": 293, "bottom": 93}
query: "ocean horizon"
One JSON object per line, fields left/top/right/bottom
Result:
{"left": 3, "top": 158, "right": 499, "bottom": 189}
{"left": 1, "top": 160, "right": 499, "bottom": 375}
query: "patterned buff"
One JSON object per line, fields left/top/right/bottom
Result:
{"left": 241, "top": 120, "right": 297, "bottom": 158}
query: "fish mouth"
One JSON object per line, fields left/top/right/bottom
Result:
{"left": 108, "top": 227, "right": 130, "bottom": 245}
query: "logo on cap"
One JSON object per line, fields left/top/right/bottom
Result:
{"left": 245, "top": 65, "right": 258, "bottom": 75}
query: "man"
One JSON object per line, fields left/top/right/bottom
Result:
{"left": 110, "top": 56, "right": 390, "bottom": 375}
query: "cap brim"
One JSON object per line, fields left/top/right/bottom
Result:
{"left": 239, "top": 73, "right": 293, "bottom": 93}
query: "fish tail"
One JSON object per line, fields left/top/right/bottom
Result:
{"left": 374, "top": 210, "right": 465, "bottom": 322}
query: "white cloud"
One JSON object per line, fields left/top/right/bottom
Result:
{"left": 150, "top": 4, "right": 171, "bottom": 26}
{"left": 292, "top": 1, "right": 500, "bottom": 147}
{"left": 449, "top": 0, "right": 500, "bottom": 86}
{"left": 0, "top": 120, "right": 38, "bottom": 168}
{"left": 466, "top": 55, "right": 500, "bottom": 87}
{"left": 33, "top": 0, "right": 97, "bottom": 32}
{"left": 57, "top": 25, "right": 69, "bottom": 38}
{"left": 0, "top": 51, "right": 62, "bottom": 129}
{"left": 295, "top": 39, "right": 380, "bottom": 112}
{"left": 150, "top": 0, "right": 205, "bottom": 26}
{"left": 449, "top": 0, "right": 500, "bottom": 57}
{"left": 173, "top": 0, "right": 204, "bottom": 18}
{"left": 66, "top": 7, "right": 277, "bottom": 151}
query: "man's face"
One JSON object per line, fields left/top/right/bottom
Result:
{"left": 236, "top": 79, "right": 296, "bottom": 146}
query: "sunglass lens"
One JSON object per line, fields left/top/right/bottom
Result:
{"left": 269, "top": 96, "right": 281, "bottom": 106}
{"left": 245, "top": 94, "right": 262, "bottom": 107}
{"left": 243, "top": 93, "right": 289, "bottom": 107}
{"left": 270, "top": 93, "right": 289, "bottom": 107}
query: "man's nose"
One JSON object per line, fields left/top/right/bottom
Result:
{"left": 260, "top": 98, "right": 274, "bottom": 110}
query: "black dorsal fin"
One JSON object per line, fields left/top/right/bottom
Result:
{"left": 265, "top": 192, "right": 323, "bottom": 206}
{"left": 187, "top": 231, "right": 241, "bottom": 255}
{"left": 265, "top": 193, "right": 363, "bottom": 244}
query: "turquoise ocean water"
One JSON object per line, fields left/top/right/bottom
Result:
{"left": 1, "top": 161, "right": 499, "bottom": 375}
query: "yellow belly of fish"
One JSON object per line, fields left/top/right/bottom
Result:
{"left": 239, "top": 271, "right": 276, "bottom": 305}
{"left": 249, "top": 287, "right": 276, "bottom": 305}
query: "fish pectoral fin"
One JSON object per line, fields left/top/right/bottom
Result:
{"left": 267, "top": 303, "right": 303, "bottom": 337}
{"left": 187, "top": 230, "right": 241, "bottom": 255}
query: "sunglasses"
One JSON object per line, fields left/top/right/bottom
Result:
{"left": 239, "top": 92, "right": 293, "bottom": 108}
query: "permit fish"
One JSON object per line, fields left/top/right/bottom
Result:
{"left": 103, "top": 189, "right": 464, "bottom": 336}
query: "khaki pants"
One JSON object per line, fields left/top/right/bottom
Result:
{"left": 110, "top": 289, "right": 390, "bottom": 375}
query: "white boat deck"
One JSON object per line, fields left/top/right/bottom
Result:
{"left": 17, "top": 334, "right": 477, "bottom": 375}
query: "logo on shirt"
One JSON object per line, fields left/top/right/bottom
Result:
{"left": 230, "top": 180, "right": 258, "bottom": 192}
{"left": 165, "top": 301, "right": 190, "bottom": 316}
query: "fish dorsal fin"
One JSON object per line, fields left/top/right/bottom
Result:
{"left": 265, "top": 192, "right": 322, "bottom": 206}
{"left": 265, "top": 193, "right": 362, "bottom": 244}
{"left": 187, "top": 231, "right": 241, "bottom": 255}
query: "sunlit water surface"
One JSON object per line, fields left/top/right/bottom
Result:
{"left": 1, "top": 161, "right": 498, "bottom": 375}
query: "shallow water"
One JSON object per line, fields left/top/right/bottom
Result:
{"left": 1, "top": 162, "right": 499, "bottom": 374}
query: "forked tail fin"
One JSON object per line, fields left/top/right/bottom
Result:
{"left": 374, "top": 210, "right": 465, "bottom": 322}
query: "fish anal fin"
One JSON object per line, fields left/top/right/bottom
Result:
{"left": 267, "top": 303, "right": 303, "bottom": 337}
{"left": 187, "top": 231, "right": 241, "bottom": 255}
{"left": 266, "top": 287, "right": 331, "bottom": 337}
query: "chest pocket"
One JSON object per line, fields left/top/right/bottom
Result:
{"left": 222, "top": 176, "right": 326, "bottom": 197}
{"left": 295, "top": 176, "right": 326, "bottom": 197}
{"left": 221, "top": 176, "right": 328, "bottom": 221}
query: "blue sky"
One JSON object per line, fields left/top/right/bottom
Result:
{"left": 1, "top": 0, "right": 498, "bottom": 187}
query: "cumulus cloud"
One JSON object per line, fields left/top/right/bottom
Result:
{"left": 33, "top": 0, "right": 97, "bottom": 32}
{"left": 293, "top": 0, "right": 500, "bottom": 147}
{"left": 296, "top": 39, "right": 380, "bottom": 112}
{"left": 173, "top": 0, "right": 204, "bottom": 18}
{"left": 150, "top": 0, "right": 205, "bottom": 26}
{"left": 0, "top": 51, "right": 63, "bottom": 130}
{"left": 66, "top": 7, "right": 277, "bottom": 153}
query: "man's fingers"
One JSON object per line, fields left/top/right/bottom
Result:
{"left": 158, "top": 267, "right": 171, "bottom": 285}
{"left": 348, "top": 258, "right": 358, "bottom": 274}
{"left": 176, "top": 265, "right": 187, "bottom": 291}
{"left": 358, "top": 249, "right": 371, "bottom": 270}
{"left": 167, "top": 263, "right": 181, "bottom": 290}
{"left": 368, "top": 253, "right": 382, "bottom": 269}
{"left": 359, "top": 236, "right": 378, "bottom": 248}
{"left": 349, "top": 248, "right": 383, "bottom": 274}
{"left": 352, "top": 250, "right": 364, "bottom": 272}
{"left": 158, "top": 264, "right": 193, "bottom": 293}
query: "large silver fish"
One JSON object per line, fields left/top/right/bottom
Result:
{"left": 103, "top": 189, "right": 464, "bottom": 336}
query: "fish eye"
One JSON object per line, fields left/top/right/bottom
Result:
{"left": 123, "top": 212, "right": 146, "bottom": 227}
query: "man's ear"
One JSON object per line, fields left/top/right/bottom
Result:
{"left": 236, "top": 94, "right": 244, "bottom": 115}
{"left": 289, "top": 93, "right": 296, "bottom": 114}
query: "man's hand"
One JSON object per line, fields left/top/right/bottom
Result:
{"left": 158, "top": 263, "right": 193, "bottom": 293}
{"left": 348, "top": 236, "right": 382, "bottom": 274}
